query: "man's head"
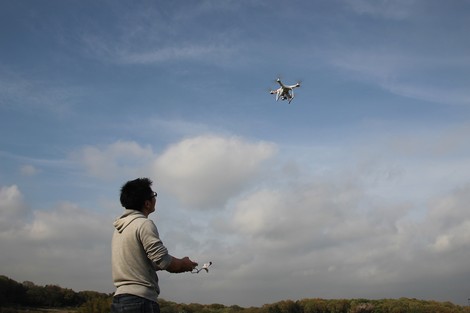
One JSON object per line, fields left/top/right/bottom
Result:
{"left": 120, "top": 177, "right": 157, "bottom": 212}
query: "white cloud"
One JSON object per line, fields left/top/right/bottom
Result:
{"left": 0, "top": 185, "right": 112, "bottom": 291}
{"left": 0, "top": 185, "right": 31, "bottom": 232}
{"left": 152, "top": 135, "right": 277, "bottom": 209}
{"left": 82, "top": 30, "right": 236, "bottom": 65}
{"left": 118, "top": 44, "right": 234, "bottom": 65}
{"left": 72, "top": 140, "right": 155, "bottom": 180}
{"left": 78, "top": 1, "right": 240, "bottom": 67}
{"left": 0, "top": 70, "right": 81, "bottom": 114}
{"left": 347, "top": 0, "right": 417, "bottom": 19}
{"left": 425, "top": 184, "right": 470, "bottom": 255}
{"left": 230, "top": 181, "right": 392, "bottom": 255}
{"left": 20, "top": 164, "right": 40, "bottom": 176}
{"left": 71, "top": 136, "right": 277, "bottom": 204}
{"left": 186, "top": 171, "right": 470, "bottom": 305}
{"left": 324, "top": 44, "right": 470, "bottom": 106}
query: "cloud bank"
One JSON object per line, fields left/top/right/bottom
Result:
{"left": 153, "top": 135, "right": 277, "bottom": 209}
{"left": 2, "top": 132, "right": 470, "bottom": 306}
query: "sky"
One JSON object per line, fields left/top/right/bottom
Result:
{"left": 1, "top": 0, "right": 470, "bottom": 308}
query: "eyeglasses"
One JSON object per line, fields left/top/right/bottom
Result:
{"left": 150, "top": 191, "right": 157, "bottom": 198}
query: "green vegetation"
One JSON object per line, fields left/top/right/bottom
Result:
{"left": 1, "top": 275, "right": 469, "bottom": 313}
{"left": 0, "top": 275, "right": 110, "bottom": 312}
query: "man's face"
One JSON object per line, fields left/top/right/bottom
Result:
{"left": 143, "top": 191, "right": 157, "bottom": 216}
{"left": 149, "top": 191, "right": 157, "bottom": 212}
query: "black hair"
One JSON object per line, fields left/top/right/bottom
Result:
{"left": 120, "top": 177, "right": 153, "bottom": 211}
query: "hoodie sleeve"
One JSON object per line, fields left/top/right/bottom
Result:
{"left": 139, "top": 219, "right": 173, "bottom": 270}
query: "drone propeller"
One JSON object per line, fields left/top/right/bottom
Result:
{"left": 270, "top": 78, "right": 280, "bottom": 85}
{"left": 274, "top": 74, "right": 283, "bottom": 83}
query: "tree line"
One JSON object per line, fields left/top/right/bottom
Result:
{"left": 0, "top": 275, "right": 110, "bottom": 308}
{"left": 1, "top": 275, "right": 469, "bottom": 313}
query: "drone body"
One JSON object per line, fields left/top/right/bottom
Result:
{"left": 270, "top": 78, "right": 301, "bottom": 104}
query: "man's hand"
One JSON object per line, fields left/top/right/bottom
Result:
{"left": 166, "top": 256, "right": 198, "bottom": 273}
{"left": 182, "top": 256, "right": 198, "bottom": 272}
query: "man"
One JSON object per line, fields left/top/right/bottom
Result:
{"left": 111, "top": 177, "right": 198, "bottom": 313}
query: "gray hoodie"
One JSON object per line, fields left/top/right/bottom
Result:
{"left": 112, "top": 209, "right": 172, "bottom": 301}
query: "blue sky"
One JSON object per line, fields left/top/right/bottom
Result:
{"left": 1, "top": 0, "right": 470, "bottom": 307}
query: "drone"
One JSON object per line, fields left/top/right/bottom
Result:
{"left": 270, "top": 78, "right": 301, "bottom": 104}
{"left": 191, "top": 262, "right": 212, "bottom": 274}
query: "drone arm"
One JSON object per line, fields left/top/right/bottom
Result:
{"left": 276, "top": 79, "right": 286, "bottom": 88}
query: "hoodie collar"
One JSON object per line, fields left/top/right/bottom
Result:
{"left": 113, "top": 209, "right": 146, "bottom": 233}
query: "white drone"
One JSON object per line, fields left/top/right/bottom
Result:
{"left": 270, "top": 78, "right": 301, "bottom": 104}
{"left": 192, "top": 262, "right": 212, "bottom": 274}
